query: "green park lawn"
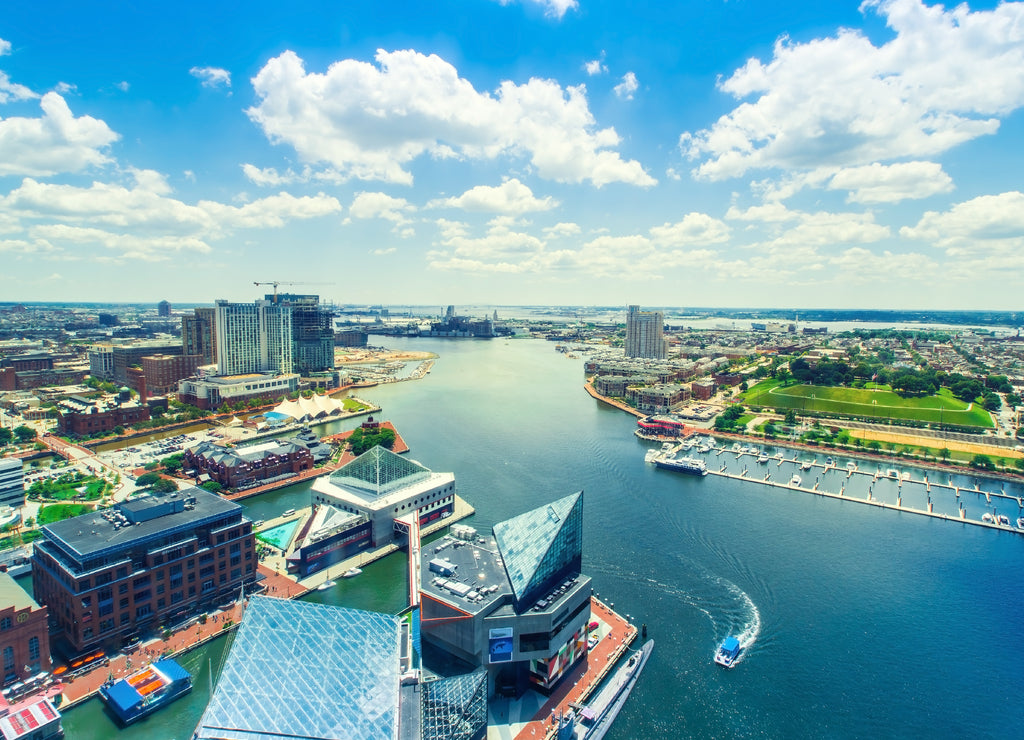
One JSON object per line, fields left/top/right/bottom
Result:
{"left": 742, "top": 380, "right": 994, "bottom": 428}
{"left": 37, "top": 503, "right": 95, "bottom": 525}
{"left": 27, "top": 472, "right": 112, "bottom": 501}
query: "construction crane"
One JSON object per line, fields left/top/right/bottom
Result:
{"left": 253, "top": 281, "right": 334, "bottom": 303}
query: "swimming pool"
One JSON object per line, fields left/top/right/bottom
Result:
{"left": 256, "top": 520, "right": 299, "bottom": 550}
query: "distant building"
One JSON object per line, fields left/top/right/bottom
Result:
{"left": 32, "top": 488, "right": 256, "bottom": 657}
{"left": 625, "top": 305, "right": 667, "bottom": 359}
{"left": 177, "top": 372, "right": 299, "bottom": 411}
{"left": 54, "top": 394, "right": 150, "bottom": 436}
{"left": 193, "top": 596, "right": 487, "bottom": 740}
{"left": 420, "top": 491, "right": 591, "bottom": 697}
{"left": 215, "top": 299, "right": 292, "bottom": 376}
{"left": 140, "top": 354, "right": 202, "bottom": 396}
{"left": 1, "top": 354, "right": 53, "bottom": 372}
{"left": 691, "top": 379, "right": 717, "bottom": 400}
{"left": 184, "top": 438, "right": 314, "bottom": 490}
{"left": 270, "top": 294, "right": 334, "bottom": 374}
{"left": 157, "top": 300, "right": 171, "bottom": 318}
{"left": 0, "top": 572, "right": 51, "bottom": 686}
{"left": 334, "top": 328, "right": 369, "bottom": 348}
{"left": 0, "top": 459, "right": 25, "bottom": 510}
{"left": 97, "top": 313, "right": 118, "bottom": 327}
{"left": 182, "top": 307, "right": 217, "bottom": 366}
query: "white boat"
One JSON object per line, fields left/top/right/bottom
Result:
{"left": 342, "top": 567, "right": 362, "bottom": 578}
{"left": 282, "top": 508, "right": 296, "bottom": 517}
{"left": 644, "top": 449, "right": 659, "bottom": 464}
{"left": 846, "top": 462, "right": 857, "bottom": 471}
{"left": 996, "top": 514, "right": 1010, "bottom": 526}
{"left": 982, "top": 513, "right": 994, "bottom": 523}
{"left": 801, "top": 460, "right": 813, "bottom": 471}
{"left": 714, "top": 636, "right": 741, "bottom": 668}
{"left": 757, "top": 453, "right": 769, "bottom": 464}
{"left": 790, "top": 474, "right": 802, "bottom": 486}
{"left": 886, "top": 469, "right": 899, "bottom": 479}
{"left": 1017, "top": 517, "right": 1024, "bottom": 529}
{"left": 316, "top": 580, "right": 336, "bottom": 591}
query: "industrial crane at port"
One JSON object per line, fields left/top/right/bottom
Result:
{"left": 252, "top": 281, "right": 333, "bottom": 303}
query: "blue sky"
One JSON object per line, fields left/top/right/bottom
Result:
{"left": 1, "top": 0, "right": 1023, "bottom": 310}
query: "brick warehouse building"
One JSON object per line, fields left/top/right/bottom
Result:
{"left": 184, "top": 439, "right": 314, "bottom": 490}
{"left": 0, "top": 572, "right": 52, "bottom": 686}
{"left": 54, "top": 394, "right": 150, "bottom": 436}
{"left": 31, "top": 488, "right": 255, "bottom": 657}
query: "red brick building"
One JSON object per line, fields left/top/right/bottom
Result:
{"left": 141, "top": 354, "right": 202, "bottom": 397}
{"left": 31, "top": 488, "right": 256, "bottom": 657}
{"left": 184, "top": 439, "right": 313, "bottom": 490}
{"left": 691, "top": 379, "right": 717, "bottom": 400}
{"left": 0, "top": 573, "right": 51, "bottom": 686}
{"left": 54, "top": 395, "right": 151, "bottom": 436}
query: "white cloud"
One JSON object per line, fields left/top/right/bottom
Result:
{"left": 900, "top": 191, "right": 1024, "bottom": 256}
{"left": 614, "top": 72, "right": 638, "bottom": 101}
{"left": 190, "top": 66, "right": 232, "bottom": 89}
{"left": 827, "top": 161, "right": 953, "bottom": 203}
{"left": 247, "top": 49, "right": 655, "bottom": 187}
{"left": 543, "top": 222, "right": 581, "bottom": 237}
{"left": 54, "top": 82, "right": 76, "bottom": 95}
{"left": 650, "top": 213, "right": 730, "bottom": 246}
{"left": 0, "top": 71, "right": 35, "bottom": 104}
{"left": 115, "top": 81, "right": 129, "bottom": 92}
{"left": 349, "top": 192, "right": 414, "bottom": 224}
{"left": 0, "top": 170, "right": 342, "bottom": 260}
{"left": 583, "top": 56, "right": 607, "bottom": 76}
{"left": 372, "top": 247, "right": 397, "bottom": 255}
{"left": 0, "top": 38, "right": 10, "bottom": 56}
{"left": 0, "top": 93, "right": 118, "bottom": 176}
{"left": 681, "top": 0, "right": 1024, "bottom": 181}
{"left": 498, "top": 0, "right": 578, "bottom": 19}
{"left": 429, "top": 178, "right": 557, "bottom": 214}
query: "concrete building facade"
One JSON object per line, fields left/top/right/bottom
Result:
{"left": 625, "top": 305, "right": 667, "bottom": 360}
{"left": 214, "top": 300, "right": 293, "bottom": 376}
{"left": 0, "top": 459, "right": 24, "bottom": 510}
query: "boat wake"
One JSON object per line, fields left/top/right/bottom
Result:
{"left": 724, "top": 581, "right": 761, "bottom": 663}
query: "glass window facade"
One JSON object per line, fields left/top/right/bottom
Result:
{"left": 195, "top": 596, "right": 401, "bottom": 740}
{"left": 493, "top": 491, "right": 583, "bottom": 607}
{"left": 329, "top": 446, "right": 431, "bottom": 497}
{"left": 420, "top": 670, "right": 488, "bottom": 740}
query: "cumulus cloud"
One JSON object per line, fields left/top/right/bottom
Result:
{"left": 614, "top": 72, "right": 638, "bottom": 100}
{"left": 0, "top": 71, "right": 34, "bottom": 104}
{"left": 115, "top": 81, "right": 129, "bottom": 92}
{"left": 0, "top": 38, "right": 10, "bottom": 56}
{"left": 429, "top": 179, "right": 557, "bottom": 214}
{"left": 190, "top": 66, "right": 232, "bottom": 89}
{"left": 900, "top": 191, "right": 1024, "bottom": 256}
{"left": 543, "top": 222, "right": 581, "bottom": 237}
{"left": 247, "top": 49, "right": 655, "bottom": 187}
{"left": 0, "top": 170, "right": 341, "bottom": 260}
{"left": 349, "top": 192, "right": 415, "bottom": 225}
{"left": 583, "top": 54, "right": 607, "bottom": 76}
{"left": 649, "top": 213, "right": 730, "bottom": 246}
{"left": 680, "top": 0, "right": 1024, "bottom": 181}
{"left": 827, "top": 161, "right": 953, "bottom": 203}
{"left": 498, "top": 0, "right": 578, "bottom": 19}
{"left": 0, "top": 93, "right": 118, "bottom": 176}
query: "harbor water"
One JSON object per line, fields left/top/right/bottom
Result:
{"left": 55, "top": 336, "right": 1024, "bottom": 739}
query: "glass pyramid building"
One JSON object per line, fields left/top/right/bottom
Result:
{"left": 194, "top": 596, "right": 401, "bottom": 740}
{"left": 420, "top": 670, "right": 488, "bottom": 740}
{"left": 493, "top": 491, "right": 583, "bottom": 608}
{"left": 328, "top": 445, "right": 432, "bottom": 499}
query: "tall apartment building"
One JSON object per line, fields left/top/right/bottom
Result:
{"left": 182, "top": 307, "right": 217, "bottom": 365}
{"left": 214, "top": 300, "right": 293, "bottom": 376}
{"left": 0, "top": 458, "right": 24, "bottom": 510}
{"left": 625, "top": 304, "right": 667, "bottom": 360}
{"left": 32, "top": 488, "right": 255, "bottom": 656}
{"left": 270, "top": 294, "right": 334, "bottom": 374}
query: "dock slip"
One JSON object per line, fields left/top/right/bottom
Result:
{"left": 651, "top": 442, "right": 1024, "bottom": 535}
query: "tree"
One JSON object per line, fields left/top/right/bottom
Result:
{"left": 151, "top": 478, "right": 178, "bottom": 493}
{"left": 135, "top": 472, "right": 162, "bottom": 487}
{"left": 13, "top": 425, "right": 36, "bottom": 444}
{"left": 113, "top": 425, "right": 125, "bottom": 435}
{"left": 0, "top": 428, "right": 12, "bottom": 445}
{"left": 199, "top": 480, "right": 223, "bottom": 494}
{"left": 970, "top": 454, "right": 994, "bottom": 471}
{"left": 939, "top": 448, "right": 951, "bottom": 461}
{"left": 784, "top": 409, "right": 797, "bottom": 425}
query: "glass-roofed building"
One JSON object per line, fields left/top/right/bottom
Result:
{"left": 419, "top": 492, "right": 591, "bottom": 697}
{"left": 310, "top": 446, "right": 456, "bottom": 548}
{"left": 194, "top": 596, "right": 486, "bottom": 740}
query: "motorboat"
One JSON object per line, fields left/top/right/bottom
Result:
{"left": 790, "top": 474, "right": 802, "bottom": 486}
{"left": 982, "top": 513, "right": 994, "bottom": 523}
{"left": 996, "top": 514, "right": 1010, "bottom": 526}
{"left": 1017, "top": 517, "right": 1024, "bottom": 530}
{"left": 316, "top": 580, "right": 336, "bottom": 591}
{"left": 342, "top": 567, "right": 362, "bottom": 578}
{"left": 714, "top": 636, "right": 741, "bottom": 668}
{"left": 801, "top": 460, "right": 813, "bottom": 471}
{"left": 846, "top": 462, "right": 857, "bottom": 471}
{"left": 757, "top": 453, "right": 769, "bottom": 464}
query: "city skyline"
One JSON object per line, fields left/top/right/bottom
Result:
{"left": 1, "top": 1, "right": 1023, "bottom": 309}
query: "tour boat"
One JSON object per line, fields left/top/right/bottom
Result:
{"left": 714, "top": 636, "right": 742, "bottom": 668}
{"left": 99, "top": 659, "right": 192, "bottom": 725}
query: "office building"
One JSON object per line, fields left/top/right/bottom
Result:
{"left": 157, "top": 300, "right": 171, "bottom": 318}
{"left": 194, "top": 596, "right": 487, "bottom": 740}
{"left": 176, "top": 372, "right": 299, "bottom": 411}
{"left": 420, "top": 491, "right": 591, "bottom": 697}
{"left": 0, "top": 572, "right": 51, "bottom": 686}
{"left": 0, "top": 459, "right": 24, "bottom": 510}
{"left": 140, "top": 354, "right": 202, "bottom": 396}
{"left": 182, "top": 308, "right": 217, "bottom": 365}
{"left": 625, "top": 305, "right": 667, "bottom": 360}
{"left": 270, "top": 294, "right": 334, "bottom": 375}
{"left": 214, "top": 299, "right": 293, "bottom": 376}
{"left": 32, "top": 488, "right": 256, "bottom": 656}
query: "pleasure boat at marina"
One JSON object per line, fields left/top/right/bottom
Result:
{"left": 316, "top": 579, "right": 336, "bottom": 591}
{"left": 790, "top": 474, "right": 802, "bottom": 486}
{"left": 801, "top": 460, "right": 813, "bottom": 471}
{"left": 654, "top": 455, "right": 708, "bottom": 476}
{"left": 846, "top": 461, "right": 857, "bottom": 471}
{"left": 757, "top": 453, "right": 769, "bottom": 464}
{"left": 342, "top": 567, "right": 362, "bottom": 578}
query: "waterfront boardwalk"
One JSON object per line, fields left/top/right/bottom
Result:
{"left": 496, "top": 597, "right": 637, "bottom": 740}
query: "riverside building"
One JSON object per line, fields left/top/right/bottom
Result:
{"left": 419, "top": 491, "right": 591, "bottom": 697}
{"left": 0, "top": 458, "right": 24, "bottom": 510}
{"left": 0, "top": 572, "right": 51, "bottom": 686}
{"left": 31, "top": 488, "right": 255, "bottom": 657}
{"left": 625, "top": 305, "right": 667, "bottom": 360}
